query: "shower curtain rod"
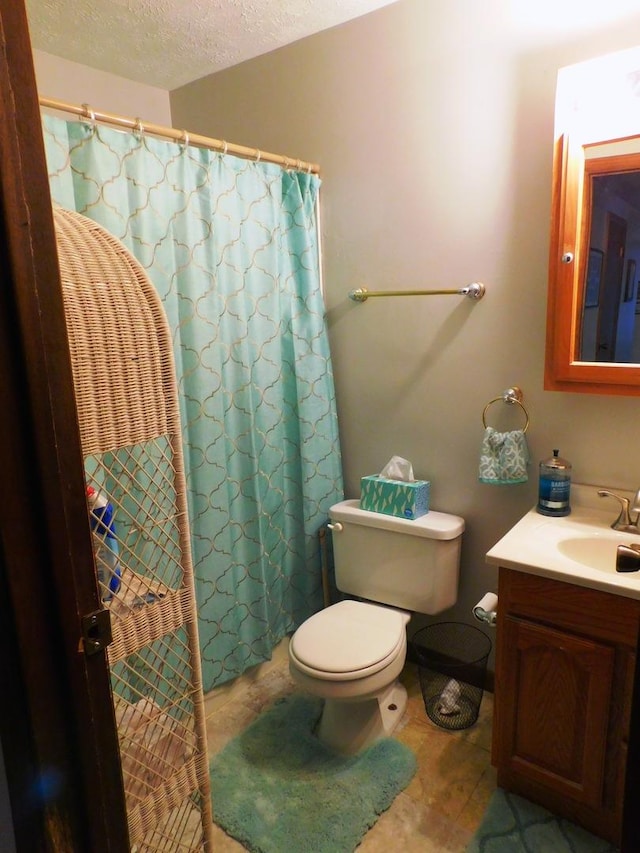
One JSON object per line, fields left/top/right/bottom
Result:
{"left": 38, "top": 96, "right": 321, "bottom": 175}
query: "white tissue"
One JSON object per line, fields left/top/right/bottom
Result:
{"left": 379, "top": 455, "right": 414, "bottom": 482}
{"left": 473, "top": 592, "right": 498, "bottom": 626}
{"left": 437, "top": 679, "right": 461, "bottom": 715}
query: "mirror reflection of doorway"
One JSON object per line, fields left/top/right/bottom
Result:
{"left": 581, "top": 169, "right": 640, "bottom": 363}
{"left": 596, "top": 211, "right": 626, "bottom": 361}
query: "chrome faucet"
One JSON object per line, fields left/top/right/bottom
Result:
{"left": 598, "top": 489, "right": 640, "bottom": 533}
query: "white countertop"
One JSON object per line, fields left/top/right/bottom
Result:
{"left": 486, "top": 483, "right": 640, "bottom": 599}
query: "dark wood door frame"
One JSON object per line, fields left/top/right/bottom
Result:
{"left": 596, "top": 211, "right": 626, "bottom": 361}
{"left": 0, "top": 2, "right": 128, "bottom": 849}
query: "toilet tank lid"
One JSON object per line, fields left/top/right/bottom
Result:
{"left": 329, "top": 499, "right": 464, "bottom": 540}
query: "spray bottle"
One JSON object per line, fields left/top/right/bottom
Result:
{"left": 86, "top": 485, "right": 122, "bottom": 600}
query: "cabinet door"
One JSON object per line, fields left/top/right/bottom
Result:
{"left": 498, "top": 615, "right": 615, "bottom": 808}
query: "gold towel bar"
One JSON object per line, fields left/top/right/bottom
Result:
{"left": 348, "top": 282, "right": 485, "bottom": 302}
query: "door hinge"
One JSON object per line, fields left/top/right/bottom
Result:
{"left": 81, "top": 609, "right": 113, "bottom": 656}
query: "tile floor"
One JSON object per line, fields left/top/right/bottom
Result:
{"left": 204, "top": 639, "right": 497, "bottom": 852}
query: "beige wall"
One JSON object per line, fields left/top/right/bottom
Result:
{"left": 170, "top": 0, "right": 640, "bottom": 643}
{"left": 28, "top": 3, "right": 640, "bottom": 657}
{"left": 33, "top": 49, "right": 171, "bottom": 125}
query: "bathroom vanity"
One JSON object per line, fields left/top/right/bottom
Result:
{"left": 486, "top": 485, "right": 640, "bottom": 849}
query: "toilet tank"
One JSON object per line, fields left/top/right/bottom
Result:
{"left": 329, "top": 499, "right": 464, "bottom": 615}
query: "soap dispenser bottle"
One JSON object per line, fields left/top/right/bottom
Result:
{"left": 537, "top": 449, "right": 571, "bottom": 517}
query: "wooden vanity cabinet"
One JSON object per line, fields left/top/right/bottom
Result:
{"left": 492, "top": 568, "right": 640, "bottom": 847}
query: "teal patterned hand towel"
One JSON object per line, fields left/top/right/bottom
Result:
{"left": 478, "top": 427, "right": 530, "bottom": 484}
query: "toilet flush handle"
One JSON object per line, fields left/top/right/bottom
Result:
{"left": 327, "top": 522, "right": 343, "bottom": 532}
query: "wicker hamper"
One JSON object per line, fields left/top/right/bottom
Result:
{"left": 54, "top": 207, "right": 213, "bottom": 851}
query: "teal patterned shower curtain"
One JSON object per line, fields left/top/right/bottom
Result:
{"left": 43, "top": 114, "right": 343, "bottom": 691}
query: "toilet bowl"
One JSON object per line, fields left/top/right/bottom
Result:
{"left": 288, "top": 599, "right": 411, "bottom": 754}
{"left": 289, "top": 499, "right": 464, "bottom": 755}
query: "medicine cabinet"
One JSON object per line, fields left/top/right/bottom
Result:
{"left": 544, "top": 47, "right": 640, "bottom": 396}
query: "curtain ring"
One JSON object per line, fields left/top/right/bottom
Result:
{"left": 254, "top": 148, "right": 261, "bottom": 163}
{"left": 220, "top": 140, "right": 228, "bottom": 156}
{"left": 81, "top": 102, "right": 95, "bottom": 123}
{"left": 180, "top": 129, "right": 190, "bottom": 150}
{"left": 81, "top": 103, "right": 96, "bottom": 133}
{"left": 134, "top": 117, "right": 145, "bottom": 139}
{"left": 296, "top": 159, "right": 302, "bottom": 172}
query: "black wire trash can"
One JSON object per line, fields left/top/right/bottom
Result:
{"left": 412, "top": 622, "right": 492, "bottom": 731}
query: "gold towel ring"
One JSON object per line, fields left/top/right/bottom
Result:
{"left": 482, "top": 386, "right": 530, "bottom": 433}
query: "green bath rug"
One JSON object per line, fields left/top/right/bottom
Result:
{"left": 467, "top": 788, "right": 619, "bottom": 852}
{"left": 209, "top": 693, "right": 417, "bottom": 853}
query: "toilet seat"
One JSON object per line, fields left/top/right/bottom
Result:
{"left": 290, "top": 600, "right": 408, "bottom": 681}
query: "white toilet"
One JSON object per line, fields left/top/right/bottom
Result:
{"left": 288, "top": 498, "right": 465, "bottom": 754}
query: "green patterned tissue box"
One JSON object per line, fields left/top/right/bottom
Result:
{"left": 360, "top": 475, "right": 430, "bottom": 520}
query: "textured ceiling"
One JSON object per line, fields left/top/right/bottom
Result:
{"left": 26, "top": 0, "right": 399, "bottom": 90}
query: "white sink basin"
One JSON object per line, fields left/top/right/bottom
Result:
{"left": 557, "top": 536, "right": 622, "bottom": 573}
{"left": 486, "top": 484, "right": 640, "bottom": 599}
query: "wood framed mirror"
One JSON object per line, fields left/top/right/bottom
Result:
{"left": 545, "top": 47, "right": 640, "bottom": 396}
{"left": 545, "top": 133, "right": 640, "bottom": 395}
